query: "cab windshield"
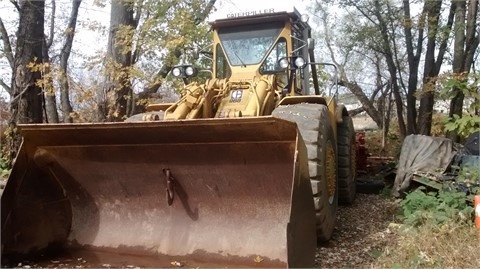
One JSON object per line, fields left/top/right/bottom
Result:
{"left": 218, "top": 22, "right": 284, "bottom": 66}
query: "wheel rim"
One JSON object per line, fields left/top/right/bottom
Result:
{"left": 326, "top": 141, "right": 336, "bottom": 204}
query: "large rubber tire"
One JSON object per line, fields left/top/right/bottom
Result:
{"left": 337, "top": 116, "right": 357, "bottom": 205}
{"left": 273, "top": 103, "right": 338, "bottom": 242}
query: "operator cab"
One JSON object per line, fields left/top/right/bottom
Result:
{"left": 214, "top": 21, "right": 286, "bottom": 75}
{"left": 210, "top": 9, "right": 312, "bottom": 94}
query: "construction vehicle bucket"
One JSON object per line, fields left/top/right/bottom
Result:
{"left": 1, "top": 117, "right": 316, "bottom": 268}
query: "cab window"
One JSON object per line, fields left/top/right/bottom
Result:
{"left": 260, "top": 38, "right": 287, "bottom": 74}
{"left": 215, "top": 43, "right": 231, "bottom": 79}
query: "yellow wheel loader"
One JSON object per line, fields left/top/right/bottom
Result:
{"left": 1, "top": 9, "right": 357, "bottom": 268}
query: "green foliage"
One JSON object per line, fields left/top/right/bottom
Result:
{"left": 444, "top": 114, "right": 480, "bottom": 138}
{"left": 102, "top": 0, "right": 214, "bottom": 111}
{"left": 0, "top": 152, "right": 11, "bottom": 179}
{"left": 447, "top": 165, "right": 480, "bottom": 196}
{"left": 440, "top": 72, "right": 480, "bottom": 138}
{"left": 400, "top": 187, "right": 473, "bottom": 227}
{"left": 456, "top": 166, "right": 480, "bottom": 189}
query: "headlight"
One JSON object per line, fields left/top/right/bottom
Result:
{"left": 171, "top": 67, "right": 182, "bottom": 77}
{"left": 278, "top": 58, "right": 289, "bottom": 69}
{"left": 294, "top": 57, "right": 306, "bottom": 68}
{"left": 185, "top": 66, "right": 195, "bottom": 76}
{"left": 301, "top": 14, "right": 309, "bottom": 23}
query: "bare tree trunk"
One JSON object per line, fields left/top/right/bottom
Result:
{"left": 42, "top": 0, "right": 59, "bottom": 123}
{"left": 447, "top": 0, "right": 479, "bottom": 141}
{"left": 10, "top": 0, "right": 45, "bottom": 124}
{"left": 59, "top": 0, "right": 82, "bottom": 123}
{"left": 373, "top": 0, "right": 406, "bottom": 138}
{"left": 447, "top": 0, "right": 467, "bottom": 141}
{"left": 464, "top": 0, "right": 479, "bottom": 69}
{"left": 403, "top": 0, "right": 425, "bottom": 135}
{"left": 7, "top": 0, "right": 45, "bottom": 162}
{"left": 43, "top": 39, "right": 60, "bottom": 123}
{"left": 417, "top": 0, "right": 443, "bottom": 136}
{"left": 99, "top": 0, "right": 135, "bottom": 122}
{"left": 338, "top": 80, "right": 383, "bottom": 128}
{"left": 384, "top": 88, "right": 394, "bottom": 138}
{"left": 0, "top": 17, "right": 14, "bottom": 95}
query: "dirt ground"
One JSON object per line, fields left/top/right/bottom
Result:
{"left": 315, "top": 193, "right": 400, "bottom": 268}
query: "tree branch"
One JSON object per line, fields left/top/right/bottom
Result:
{"left": 463, "top": 0, "right": 479, "bottom": 72}
{"left": 316, "top": 3, "right": 343, "bottom": 74}
{"left": 46, "top": 0, "right": 56, "bottom": 48}
{"left": 11, "top": 85, "right": 29, "bottom": 103}
{"left": 352, "top": 2, "right": 379, "bottom": 26}
{"left": 60, "top": 0, "right": 81, "bottom": 64}
{"left": 132, "top": 7, "right": 148, "bottom": 64}
{"left": 369, "top": 82, "right": 388, "bottom": 103}
{"left": 132, "top": 0, "right": 143, "bottom": 28}
{"left": 338, "top": 79, "right": 383, "bottom": 127}
{"left": 195, "top": 0, "right": 216, "bottom": 25}
{"left": 0, "top": 78, "right": 11, "bottom": 95}
{"left": 58, "top": 0, "right": 82, "bottom": 123}
{"left": 137, "top": 0, "right": 217, "bottom": 97}
{"left": 9, "top": 0, "right": 20, "bottom": 12}
{"left": 434, "top": 1, "right": 455, "bottom": 75}
{"left": 348, "top": 107, "right": 365, "bottom": 117}
{"left": 0, "top": 16, "right": 14, "bottom": 69}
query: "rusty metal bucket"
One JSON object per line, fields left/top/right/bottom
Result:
{"left": 1, "top": 117, "right": 316, "bottom": 268}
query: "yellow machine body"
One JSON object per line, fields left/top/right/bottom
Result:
{"left": 1, "top": 8, "right": 348, "bottom": 268}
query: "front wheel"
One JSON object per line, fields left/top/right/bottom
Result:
{"left": 273, "top": 103, "right": 338, "bottom": 241}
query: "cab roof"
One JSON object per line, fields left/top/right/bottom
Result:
{"left": 210, "top": 8, "right": 309, "bottom": 31}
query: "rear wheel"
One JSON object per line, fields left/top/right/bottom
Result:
{"left": 273, "top": 103, "right": 338, "bottom": 241}
{"left": 337, "top": 116, "right": 357, "bottom": 205}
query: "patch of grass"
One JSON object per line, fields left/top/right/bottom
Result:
{"left": 374, "top": 221, "right": 479, "bottom": 268}
{"left": 372, "top": 187, "right": 479, "bottom": 268}
{"left": 365, "top": 113, "right": 479, "bottom": 268}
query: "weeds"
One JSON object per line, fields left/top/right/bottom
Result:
{"left": 375, "top": 220, "right": 479, "bottom": 268}
{"left": 373, "top": 187, "right": 479, "bottom": 268}
{"left": 400, "top": 187, "right": 473, "bottom": 227}
{"left": 0, "top": 152, "right": 11, "bottom": 179}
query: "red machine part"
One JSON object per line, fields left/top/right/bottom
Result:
{"left": 355, "top": 131, "right": 369, "bottom": 172}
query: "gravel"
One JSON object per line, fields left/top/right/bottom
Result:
{"left": 315, "top": 193, "right": 400, "bottom": 268}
